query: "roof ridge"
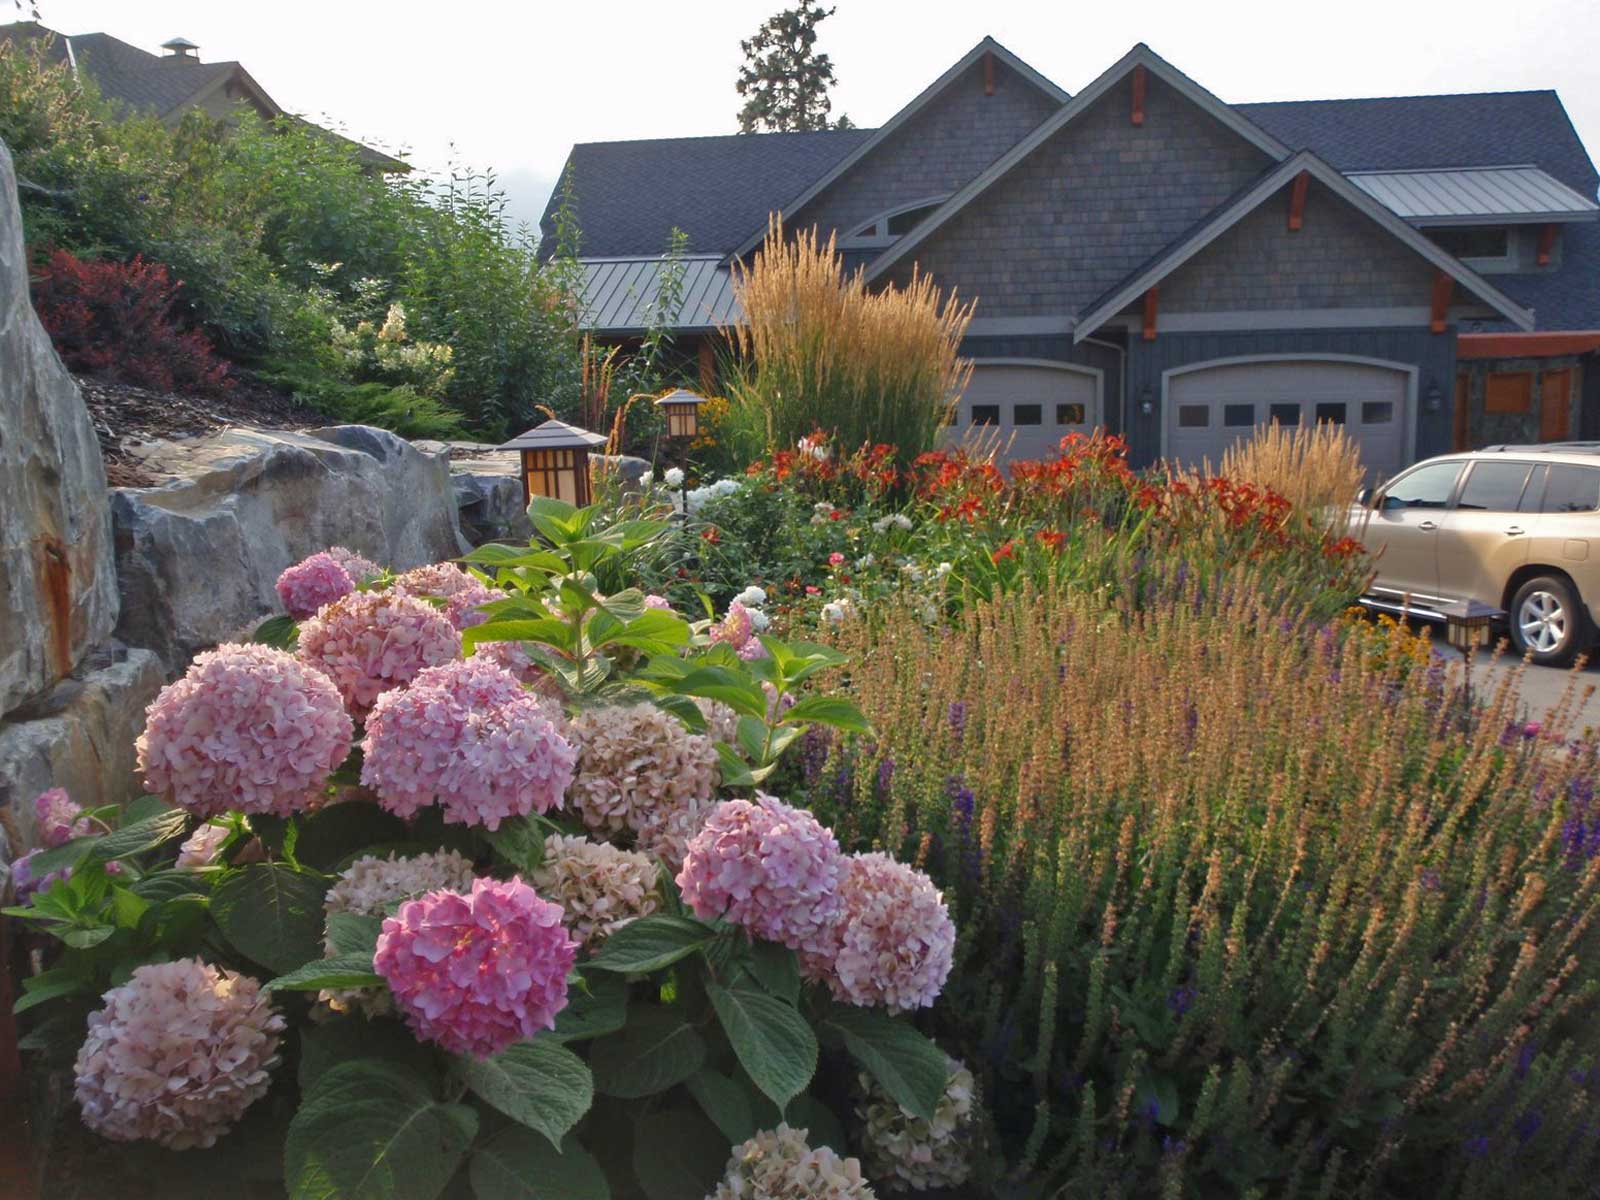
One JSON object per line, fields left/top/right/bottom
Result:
{"left": 1239, "top": 88, "right": 1559, "bottom": 107}
{"left": 570, "top": 128, "right": 876, "bottom": 150}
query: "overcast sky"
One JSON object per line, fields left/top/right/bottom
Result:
{"left": 35, "top": 0, "right": 1600, "bottom": 236}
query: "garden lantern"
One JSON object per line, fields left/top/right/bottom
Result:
{"left": 498, "top": 419, "right": 609, "bottom": 508}
{"left": 1439, "top": 599, "right": 1501, "bottom": 652}
{"left": 656, "top": 389, "right": 708, "bottom": 439}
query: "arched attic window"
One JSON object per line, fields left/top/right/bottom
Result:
{"left": 837, "top": 196, "right": 949, "bottom": 249}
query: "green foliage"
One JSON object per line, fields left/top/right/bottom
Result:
{"left": 735, "top": 0, "right": 852, "bottom": 132}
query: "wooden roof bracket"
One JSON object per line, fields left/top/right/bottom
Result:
{"left": 1131, "top": 65, "right": 1146, "bottom": 125}
{"left": 1142, "top": 286, "right": 1159, "bottom": 341}
{"left": 1288, "top": 170, "right": 1310, "bottom": 231}
{"left": 1430, "top": 270, "right": 1454, "bottom": 334}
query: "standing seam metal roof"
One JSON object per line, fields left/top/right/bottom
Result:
{"left": 1348, "top": 166, "right": 1599, "bottom": 223}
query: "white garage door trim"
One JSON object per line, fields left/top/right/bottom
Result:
{"left": 1159, "top": 353, "right": 1419, "bottom": 465}
{"left": 962, "top": 358, "right": 1105, "bottom": 458}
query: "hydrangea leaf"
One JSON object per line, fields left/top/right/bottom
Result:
{"left": 297, "top": 1017, "right": 438, "bottom": 1094}
{"left": 779, "top": 696, "right": 873, "bottom": 735}
{"left": 285, "top": 1058, "right": 477, "bottom": 1200}
{"left": 295, "top": 803, "right": 408, "bottom": 871}
{"left": 685, "top": 1068, "right": 763, "bottom": 1145}
{"left": 822, "top": 1006, "right": 946, "bottom": 1122}
{"left": 251, "top": 613, "right": 300, "bottom": 650}
{"left": 745, "top": 942, "right": 801, "bottom": 1005}
{"left": 92, "top": 807, "right": 189, "bottom": 861}
{"left": 550, "top": 970, "right": 628, "bottom": 1042}
{"left": 586, "top": 915, "right": 716, "bottom": 975}
{"left": 213, "top": 862, "right": 329, "bottom": 975}
{"left": 707, "top": 982, "right": 817, "bottom": 1111}
{"left": 589, "top": 1006, "right": 706, "bottom": 1098}
{"left": 481, "top": 816, "right": 547, "bottom": 875}
{"left": 266, "top": 953, "right": 383, "bottom": 992}
{"left": 630, "top": 1108, "right": 732, "bottom": 1200}
{"left": 469, "top": 1129, "right": 610, "bottom": 1200}
{"left": 784, "top": 1093, "right": 848, "bottom": 1156}
{"left": 456, "top": 1038, "right": 593, "bottom": 1148}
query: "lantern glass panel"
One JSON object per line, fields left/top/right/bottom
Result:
{"left": 666, "top": 405, "right": 697, "bottom": 438}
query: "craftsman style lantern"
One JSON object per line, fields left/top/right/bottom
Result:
{"left": 656, "top": 389, "right": 708, "bottom": 439}
{"left": 498, "top": 419, "right": 609, "bottom": 507}
{"left": 1439, "top": 599, "right": 1501, "bottom": 653}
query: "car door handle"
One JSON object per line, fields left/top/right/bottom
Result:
{"left": 1418, "top": 520, "right": 1438, "bottom": 531}
{"left": 1505, "top": 526, "right": 1526, "bottom": 536}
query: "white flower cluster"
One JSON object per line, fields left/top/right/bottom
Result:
{"left": 797, "top": 436, "right": 830, "bottom": 462}
{"left": 856, "top": 1056, "right": 979, "bottom": 1192}
{"left": 870, "top": 513, "right": 914, "bottom": 534}
{"left": 821, "top": 597, "right": 857, "bottom": 624}
{"left": 686, "top": 477, "right": 742, "bottom": 515}
{"left": 733, "top": 584, "right": 771, "bottom": 632}
{"left": 664, "top": 466, "right": 686, "bottom": 488}
{"left": 811, "top": 501, "right": 836, "bottom": 526}
{"left": 710, "top": 1124, "right": 876, "bottom": 1199}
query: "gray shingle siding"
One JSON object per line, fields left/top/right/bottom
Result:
{"left": 788, "top": 58, "right": 1062, "bottom": 244}
{"left": 877, "top": 74, "right": 1273, "bottom": 316}
{"left": 1158, "top": 178, "right": 1440, "bottom": 312}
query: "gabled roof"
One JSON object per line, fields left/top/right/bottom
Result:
{"left": 538, "top": 129, "right": 874, "bottom": 259}
{"left": 1072, "top": 150, "right": 1536, "bottom": 339}
{"left": 725, "top": 36, "right": 1068, "bottom": 260}
{"left": 864, "top": 43, "right": 1292, "bottom": 284}
{"left": 1347, "top": 166, "right": 1599, "bottom": 225}
{"left": 579, "top": 255, "right": 739, "bottom": 333}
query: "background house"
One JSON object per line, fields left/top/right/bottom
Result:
{"left": 0, "top": 21, "right": 406, "bottom": 172}
{"left": 542, "top": 38, "right": 1600, "bottom": 473}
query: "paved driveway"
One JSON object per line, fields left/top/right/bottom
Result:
{"left": 1434, "top": 643, "right": 1600, "bottom": 732}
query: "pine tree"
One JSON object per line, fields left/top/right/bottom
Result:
{"left": 735, "top": 1, "right": 853, "bottom": 134}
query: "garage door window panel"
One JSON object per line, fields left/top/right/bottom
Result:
{"left": 1362, "top": 401, "right": 1395, "bottom": 425}
{"left": 1178, "top": 405, "right": 1210, "bottom": 428}
{"left": 1269, "top": 403, "right": 1301, "bottom": 427}
{"left": 1382, "top": 462, "right": 1463, "bottom": 509}
{"left": 1056, "top": 403, "right": 1085, "bottom": 425}
{"left": 970, "top": 404, "right": 1000, "bottom": 426}
{"left": 1315, "top": 402, "right": 1347, "bottom": 426}
{"left": 1224, "top": 404, "right": 1254, "bottom": 427}
{"left": 1014, "top": 404, "right": 1042, "bottom": 426}
{"left": 1456, "top": 462, "right": 1534, "bottom": 512}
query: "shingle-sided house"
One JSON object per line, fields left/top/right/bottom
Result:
{"left": 541, "top": 39, "right": 1600, "bottom": 473}
{"left": 0, "top": 22, "right": 406, "bottom": 172}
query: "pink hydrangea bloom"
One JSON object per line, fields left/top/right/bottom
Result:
{"left": 138, "top": 643, "right": 354, "bottom": 819}
{"left": 275, "top": 552, "right": 355, "bottom": 619}
{"left": 709, "top": 601, "right": 768, "bottom": 661}
{"left": 567, "top": 702, "right": 719, "bottom": 836}
{"left": 34, "top": 787, "right": 89, "bottom": 847}
{"left": 677, "top": 794, "right": 843, "bottom": 953}
{"left": 392, "top": 562, "right": 500, "bottom": 630}
{"left": 11, "top": 849, "right": 66, "bottom": 902}
{"left": 361, "top": 659, "right": 575, "bottom": 830}
{"left": 374, "top": 876, "right": 576, "bottom": 1058}
{"left": 176, "top": 822, "right": 231, "bottom": 869}
{"left": 803, "top": 853, "right": 955, "bottom": 1014}
{"left": 470, "top": 639, "right": 557, "bottom": 697}
{"left": 326, "top": 545, "right": 381, "bottom": 583}
{"left": 296, "top": 590, "right": 460, "bottom": 718}
{"left": 643, "top": 594, "right": 673, "bottom": 610}
{"left": 74, "top": 958, "right": 284, "bottom": 1149}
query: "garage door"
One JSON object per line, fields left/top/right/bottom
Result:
{"left": 955, "top": 363, "right": 1099, "bottom": 462}
{"left": 1166, "top": 359, "right": 1409, "bottom": 478}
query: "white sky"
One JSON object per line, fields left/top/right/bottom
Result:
{"left": 35, "top": 0, "right": 1600, "bottom": 235}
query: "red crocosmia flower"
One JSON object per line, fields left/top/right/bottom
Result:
{"left": 839, "top": 573, "right": 851, "bottom": 584}
{"left": 991, "top": 542, "right": 1016, "bottom": 563}
{"left": 805, "top": 586, "right": 821, "bottom": 596}
{"left": 829, "top": 509, "right": 844, "bottom": 521}
{"left": 828, "top": 552, "right": 845, "bottom": 566}
{"left": 701, "top": 527, "right": 720, "bottom": 544}
{"left": 1037, "top": 530, "right": 1066, "bottom": 552}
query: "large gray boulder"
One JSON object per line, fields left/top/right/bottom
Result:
{"left": 0, "top": 139, "right": 119, "bottom": 714}
{"left": 415, "top": 441, "right": 532, "bottom": 545}
{"left": 0, "top": 642, "right": 164, "bottom": 834}
{"left": 113, "top": 425, "right": 468, "bottom": 672}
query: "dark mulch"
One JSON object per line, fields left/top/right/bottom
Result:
{"left": 75, "top": 373, "right": 329, "bottom": 488}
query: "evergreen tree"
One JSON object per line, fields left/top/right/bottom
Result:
{"left": 735, "top": 1, "right": 853, "bottom": 133}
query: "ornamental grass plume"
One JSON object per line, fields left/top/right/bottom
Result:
{"left": 802, "top": 852, "right": 954, "bottom": 1013}
{"left": 73, "top": 958, "right": 284, "bottom": 1149}
{"left": 710, "top": 1124, "right": 876, "bottom": 1200}
{"left": 322, "top": 849, "right": 477, "bottom": 1014}
{"left": 360, "top": 659, "right": 575, "bottom": 830}
{"left": 275, "top": 551, "right": 356, "bottom": 619}
{"left": 567, "top": 702, "right": 719, "bottom": 836}
{"left": 373, "top": 876, "right": 576, "bottom": 1058}
{"left": 677, "top": 794, "right": 843, "bottom": 953}
{"left": 856, "top": 1055, "right": 979, "bottom": 1191}
{"left": 296, "top": 589, "right": 460, "bottom": 718}
{"left": 530, "top": 834, "right": 661, "bottom": 946}
{"left": 137, "top": 643, "right": 353, "bottom": 818}
{"left": 391, "top": 562, "right": 500, "bottom": 630}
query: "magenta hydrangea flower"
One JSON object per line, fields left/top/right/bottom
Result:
{"left": 803, "top": 853, "right": 955, "bottom": 1014}
{"left": 374, "top": 876, "right": 577, "bottom": 1058}
{"left": 275, "top": 552, "right": 356, "bottom": 619}
{"left": 296, "top": 590, "right": 460, "bottom": 718}
{"left": 677, "top": 794, "right": 843, "bottom": 953}
{"left": 360, "top": 659, "right": 575, "bottom": 830}
{"left": 137, "top": 643, "right": 354, "bottom": 819}
{"left": 392, "top": 563, "right": 500, "bottom": 630}
{"left": 709, "top": 601, "right": 768, "bottom": 661}
{"left": 34, "top": 787, "right": 89, "bottom": 847}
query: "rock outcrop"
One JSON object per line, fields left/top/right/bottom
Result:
{"left": 112, "top": 425, "right": 469, "bottom": 672}
{"left": 0, "top": 139, "right": 119, "bottom": 715}
{"left": 415, "top": 441, "right": 531, "bottom": 545}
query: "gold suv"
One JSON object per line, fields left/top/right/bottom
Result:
{"left": 1353, "top": 444, "right": 1600, "bottom": 666}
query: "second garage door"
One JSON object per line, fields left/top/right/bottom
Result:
{"left": 957, "top": 362, "right": 1100, "bottom": 462}
{"left": 1166, "top": 358, "right": 1410, "bottom": 478}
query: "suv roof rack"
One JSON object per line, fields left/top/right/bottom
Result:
{"left": 1479, "top": 442, "right": 1600, "bottom": 455}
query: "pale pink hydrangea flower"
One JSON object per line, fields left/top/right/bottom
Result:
{"left": 325, "top": 545, "right": 381, "bottom": 584}
{"left": 634, "top": 794, "right": 718, "bottom": 874}
{"left": 567, "top": 702, "right": 719, "bottom": 836}
{"left": 803, "top": 853, "right": 955, "bottom": 1014}
{"left": 360, "top": 659, "right": 575, "bottom": 830}
{"left": 73, "top": 958, "right": 284, "bottom": 1149}
{"left": 138, "top": 643, "right": 354, "bottom": 819}
{"left": 321, "top": 849, "right": 477, "bottom": 1015}
{"left": 391, "top": 562, "right": 500, "bottom": 630}
{"left": 710, "top": 1124, "right": 876, "bottom": 1200}
{"left": 275, "top": 552, "right": 355, "bottom": 619}
{"left": 374, "top": 876, "right": 576, "bottom": 1058}
{"left": 296, "top": 590, "right": 460, "bottom": 718}
{"left": 677, "top": 795, "right": 843, "bottom": 953}
{"left": 531, "top": 834, "right": 660, "bottom": 947}
{"left": 710, "top": 600, "right": 768, "bottom": 661}
{"left": 469, "top": 638, "right": 559, "bottom": 698}
{"left": 643, "top": 594, "right": 673, "bottom": 610}
{"left": 857, "top": 1055, "right": 978, "bottom": 1192}
{"left": 176, "top": 822, "right": 231, "bottom": 869}
{"left": 34, "top": 787, "right": 89, "bottom": 847}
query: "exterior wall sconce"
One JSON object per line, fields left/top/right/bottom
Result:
{"left": 655, "top": 388, "right": 709, "bottom": 439}
{"left": 1425, "top": 381, "right": 1443, "bottom": 413}
{"left": 1138, "top": 385, "right": 1154, "bottom": 418}
{"left": 497, "top": 419, "right": 609, "bottom": 508}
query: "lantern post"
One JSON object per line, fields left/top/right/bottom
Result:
{"left": 497, "top": 419, "right": 609, "bottom": 508}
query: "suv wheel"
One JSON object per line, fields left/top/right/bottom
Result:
{"left": 1509, "top": 574, "right": 1588, "bottom": 667}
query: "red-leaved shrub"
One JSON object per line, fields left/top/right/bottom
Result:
{"left": 30, "top": 250, "right": 231, "bottom": 395}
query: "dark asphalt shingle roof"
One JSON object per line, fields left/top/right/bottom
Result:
{"left": 538, "top": 129, "right": 875, "bottom": 258}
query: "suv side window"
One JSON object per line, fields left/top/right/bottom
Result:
{"left": 1381, "top": 461, "right": 1463, "bottom": 509}
{"left": 1456, "top": 461, "right": 1535, "bottom": 512}
{"left": 1538, "top": 464, "right": 1600, "bottom": 513}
